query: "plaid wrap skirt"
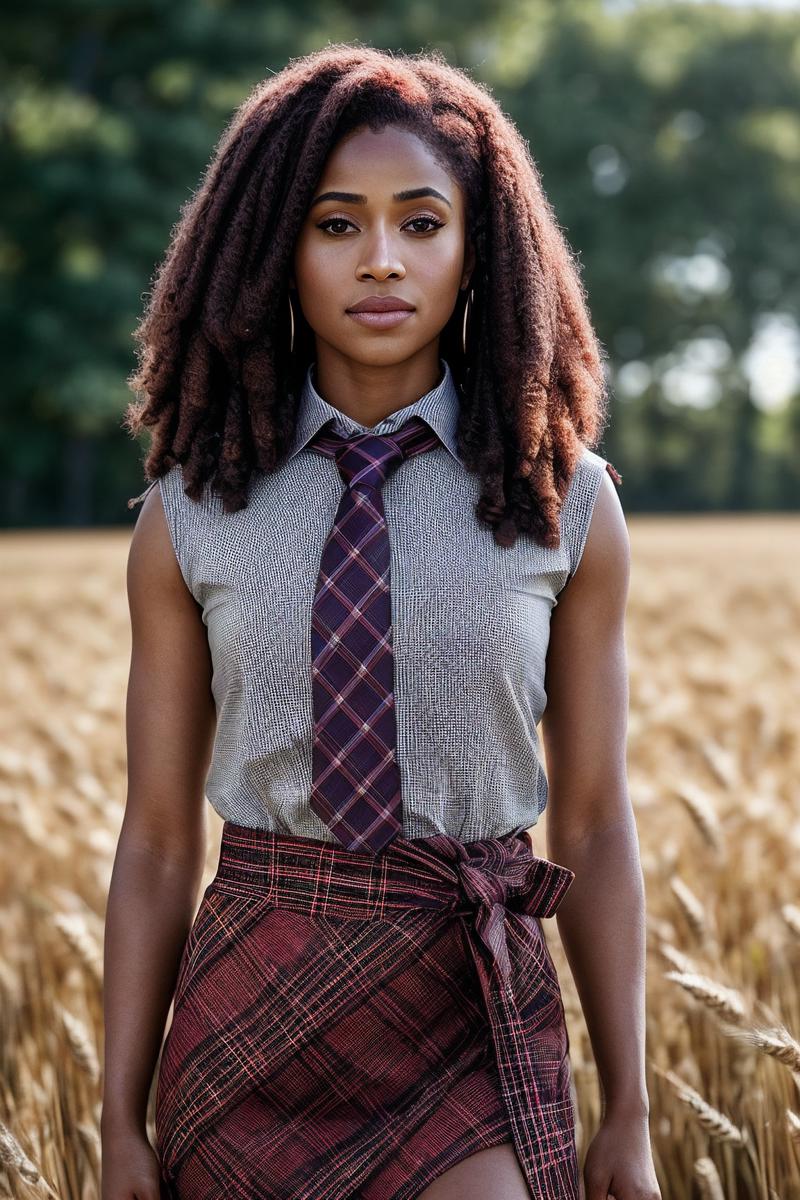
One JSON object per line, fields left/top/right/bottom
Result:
{"left": 154, "top": 821, "right": 579, "bottom": 1199}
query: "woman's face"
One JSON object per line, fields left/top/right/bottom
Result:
{"left": 291, "top": 123, "right": 475, "bottom": 371}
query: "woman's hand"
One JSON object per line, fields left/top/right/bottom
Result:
{"left": 582, "top": 1111, "right": 662, "bottom": 1200}
{"left": 100, "top": 1124, "right": 165, "bottom": 1200}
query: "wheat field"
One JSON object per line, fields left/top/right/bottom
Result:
{"left": 1, "top": 516, "right": 799, "bottom": 1199}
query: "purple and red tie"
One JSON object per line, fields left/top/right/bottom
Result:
{"left": 306, "top": 416, "right": 441, "bottom": 854}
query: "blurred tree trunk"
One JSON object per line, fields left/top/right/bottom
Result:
{"left": 63, "top": 434, "right": 94, "bottom": 525}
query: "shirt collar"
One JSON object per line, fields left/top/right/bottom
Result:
{"left": 285, "top": 357, "right": 464, "bottom": 467}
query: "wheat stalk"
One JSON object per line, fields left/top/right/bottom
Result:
{"left": 673, "top": 782, "right": 723, "bottom": 851}
{"left": 656, "top": 1066, "right": 745, "bottom": 1145}
{"left": 698, "top": 739, "right": 739, "bottom": 789}
{"left": 58, "top": 1006, "right": 100, "bottom": 1085}
{"left": 669, "top": 876, "right": 710, "bottom": 942}
{"left": 732, "top": 1025, "right": 800, "bottom": 1073}
{"left": 52, "top": 913, "right": 103, "bottom": 983}
{"left": 76, "top": 1121, "right": 101, "bottom": 1170}
{"left": 781, "top": 904, "right": 800, "bottom": 939}
{"left": 693, "top": 1155, "right": 726, "bottom": 1200}
{"left": 0, "top": 1119, "right": 60, "bottom": 1197}
{"left": 658, "top": 940, "right": 699, "bottom": 975}
{"left": 664, "top": 970, "right": 748, "bottom": 1026}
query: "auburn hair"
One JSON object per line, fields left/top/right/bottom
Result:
{"left": 124, "top": 42, "right": 610, "bottom": 549}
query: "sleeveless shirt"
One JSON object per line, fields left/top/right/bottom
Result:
{"left": 155, "top": 357, "right": 612, "bottom": 842}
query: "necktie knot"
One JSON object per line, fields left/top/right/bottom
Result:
{"left": 309, "top": 416, "right": 441, "bottom": 491}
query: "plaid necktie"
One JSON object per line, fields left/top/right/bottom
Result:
{"left": 307, "top": 415, "right": 442, "bottom": 854}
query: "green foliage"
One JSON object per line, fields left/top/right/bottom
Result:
{"left": 2, "top": 0, "right": 799, "bottom": 523}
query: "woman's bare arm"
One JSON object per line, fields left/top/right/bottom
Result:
{"left": 541, "top": 471, "right": 650, "bottom": 1119}
{"left": 100, "top": 484, "right": 216, "bottom": 1192}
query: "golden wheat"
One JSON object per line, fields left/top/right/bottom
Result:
{"left": 2, "top": 517, "right": 799, "bottom": 1199}
{"left": 693, "top": 1155, "right": 726, "bottom": 1200}
{"left": 658, "top": 1067, "right": 746, "bottom": 1145}
{"left": 0, "top": 1119, "right": 59, "bottom": 1197}
{"left": 663, "top": 970, "right": 749, "bottom": 1027}
{"left": 733, "top": 1025, "right": 800, "bottom": 1073}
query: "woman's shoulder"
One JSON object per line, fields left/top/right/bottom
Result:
{"left": 563, "top": 443, "right": 613, "bottom": 513}
{"left": 575, "top": 442, "right": 612, "bottom": 478}
{"left": 157, "top": 462, "right": 244, "bottom": 525}
{"left": 150, "top": 464, "right": 229, "bottom": 598}
{"left": 559, "top": 443, "right": 621, "bottom": 579}
{"left": 158, "top": 462, "right": 210, "bottom": 505}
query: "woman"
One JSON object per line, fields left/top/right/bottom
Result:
{"left": 102, "top": 43, "right": 660, "bottom": 1200}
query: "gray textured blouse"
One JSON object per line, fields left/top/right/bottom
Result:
{"left": 154, "top": 357, "right": 612, "bottom": 842}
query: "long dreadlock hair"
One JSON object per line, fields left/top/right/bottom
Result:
{"left": 123, "top": 42, "right": 610, "bottom": 550}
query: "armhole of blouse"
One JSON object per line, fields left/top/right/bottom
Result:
{"left": 565, "top": 450, "right": 611, "bottom": 583}
{"left": 158, "top": 470, "right": 196, "bottom": 598}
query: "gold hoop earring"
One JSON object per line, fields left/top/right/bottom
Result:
{"left": 461, "top": 287, "right": 473, "bottom": 356}
{"left": 288, "top": 291, "right": 295, "bottom": 354}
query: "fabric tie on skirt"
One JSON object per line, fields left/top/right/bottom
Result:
{"left": 432, "top": 833, "right": 579, "bottom": 1196}
{"left": 155, "top": 823, "right": 579, "bottom": 1200}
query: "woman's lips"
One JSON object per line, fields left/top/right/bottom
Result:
{"left": 346, "top": 309, "right": 415, "bottom": 329}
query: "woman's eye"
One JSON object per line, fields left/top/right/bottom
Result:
{"left": 316, "top": 215, "right": 445, "bottom": 236}
{"left": 405, "top": 215, "right": 445, "bottom": 233}
{"left": 317, "top": 217, "right": 354, "bottom": 235}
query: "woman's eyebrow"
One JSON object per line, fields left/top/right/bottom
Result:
{"left": 310, "top": 186, "right": 452, "bottom": 209}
